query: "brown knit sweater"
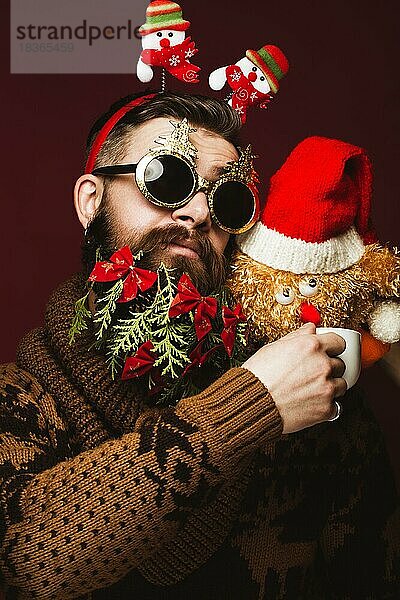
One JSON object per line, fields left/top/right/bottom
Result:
{"left": 0, "top": 275, "right": 399, "bottom": 599}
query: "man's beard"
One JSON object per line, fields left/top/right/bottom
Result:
{"left": 82, "top": 198, "right": 233, "bottom": 296}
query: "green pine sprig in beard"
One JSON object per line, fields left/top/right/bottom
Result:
{"left": 69, "top": 255, "right": 249, "bottom": 405}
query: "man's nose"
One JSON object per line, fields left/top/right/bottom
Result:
{"left": 160, "top": 38, "right": 171, "bottom": 48}
{"left": 170, "top": 191, "right": 212, "bottom": 231}
{"left": 248, "top": 71, "right": 257, "bottom": 82}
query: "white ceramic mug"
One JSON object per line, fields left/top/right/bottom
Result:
{"left": 316, "top": 327, "right": 361, "bottom": 389}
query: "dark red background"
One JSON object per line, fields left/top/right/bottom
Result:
{"left": 1, "top": 1, "right": 399, "bottom": 483}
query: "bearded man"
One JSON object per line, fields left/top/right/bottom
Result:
{"left": 0, "top": 92, "right": 398, "bottom": 599}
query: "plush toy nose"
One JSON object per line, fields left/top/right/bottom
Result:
{"left": 160, "top": 38, "right": 171, "bottom": 48}
{"left": 248, "top": 71, "right": 257, "bottom": 82}
{"left": 300, "top": 302, "right": 321, "bottom": 326}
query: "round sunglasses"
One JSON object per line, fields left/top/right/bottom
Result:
{"left": 92, "top": 149, "right": 259, "bottom": 234}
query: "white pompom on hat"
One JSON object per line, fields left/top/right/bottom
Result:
{"left": 368, "top": 302, "right": 400, "bottom": 344}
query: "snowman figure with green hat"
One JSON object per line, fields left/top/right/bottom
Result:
{"left": 136, "top": 0, "right": 200, "bottom": 85}
{"left": 209, "top": 44, "right": 289, "bottom": 122}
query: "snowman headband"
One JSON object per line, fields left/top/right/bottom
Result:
{"left": 136, "top": 1, "right": 289, "bottom": 121}
{"left": 85, "top": 2, "right": 289, "bottom": 173}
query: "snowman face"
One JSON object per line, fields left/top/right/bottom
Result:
{"left": 235, "top": 57, "right": 271, "bottom": 94}
{"left": 141, "top": 29, "right": 186, "bottom": 50}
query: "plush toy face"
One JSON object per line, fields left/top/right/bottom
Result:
{"left": 228, "top": 244, "right": 400, "bottom": 344}
{"left": 235, "top": 57, "right": 271, "bottom": 94}
{"left": 141, "top": 30, "right": 186, "bottom": 50}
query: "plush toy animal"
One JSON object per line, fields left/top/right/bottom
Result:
{"left": 137, "top": 0, "right": 200, "bottom": 84}
{"left": 228, "top": 137, "right": 400, "bottom": 367}
{"left": 209, "top": 44, "right": 289, "bottom": 122}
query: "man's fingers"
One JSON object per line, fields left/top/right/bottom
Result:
{"left": 284, "top": 323, "right": 316, "bottom": 339}
{"left": 329, "top": 357, "right": 346, "bottom": 378}
{"left": 318, "top": 332, "right": 346, "bottom": 357}
{"left": 297, "top": 322, "right": 317, "bottom": 335}
{"left": 333, "top": 377, "right": 347, "bottom": 398}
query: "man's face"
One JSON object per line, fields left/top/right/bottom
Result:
{"left": 83, "top": 117, "right": 239, "bottom": 293}
{"left": 101, "top": 117, "right": 235, "bottom": 255}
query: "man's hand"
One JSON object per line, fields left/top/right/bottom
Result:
{"left": 242, "top": 323, "right": 347, "bottom": 433}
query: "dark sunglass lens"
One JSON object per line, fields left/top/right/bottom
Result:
{"left": 212, "top": 182, "right": 255, "bottom": 230}
{"left": 144, "top": 155, "right": 194, "bottom": 205}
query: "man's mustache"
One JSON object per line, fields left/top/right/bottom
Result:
{"left": 136, "top": 224, "right": 214, "bottom": 261}
{"left": 82, "top": 207, "right": 230, "bottom": 295}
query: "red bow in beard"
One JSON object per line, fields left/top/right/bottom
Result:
{"left": 140, "top": 37, "right": 200, "bottom": 83}
{"left": 225, "top": 64, "right": 274, "bottom": 123}
{"left": 121, "top": 340, "right": 156, "bottom": 380}
{"left": 182, "top": 339, "right": 222, "bottom": 377}
{"left": 88, "top": 246, "right": 157, "bottom": 303}
{"left": 168, "top": 274, "right": 217, "bottom": 341}
{"left": 221, "top": 304, "right": 247, "bottom": 357}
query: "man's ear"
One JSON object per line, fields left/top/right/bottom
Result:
{"left": 74, "top": 174, "right": 104, "bottom": 229}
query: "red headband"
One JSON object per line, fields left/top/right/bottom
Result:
{"left": 85, "top": 93, "right": 158, "bottom": 174}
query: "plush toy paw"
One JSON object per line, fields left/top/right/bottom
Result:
{"left": 209, "top": 66, "right": 228, "bottom": 90}
{"left": 136, "top": 59, "right": 154, "bottom": 83}
{"left": 360, "top": 329, "right": 391, "bottom": 368}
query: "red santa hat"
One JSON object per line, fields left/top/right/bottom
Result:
{"left": 237, "top": 136, "right": 377, "bottom": 274}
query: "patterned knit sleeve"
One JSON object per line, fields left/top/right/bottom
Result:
{"left": 0, "top": 364, "right": 72, "bottom": 540}
{"left": 0, "top": 364, "right": 282, "bottom": 599}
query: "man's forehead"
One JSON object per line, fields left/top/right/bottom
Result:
{"left": 124, "top": 117, "right": 239, "bottom": 163}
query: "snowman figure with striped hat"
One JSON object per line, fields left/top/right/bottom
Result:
{"left": 137, "top": 0, "right": 200, "bottom": 85}
{"left": 209, "top": 44, "right": 289, "bottom": 123}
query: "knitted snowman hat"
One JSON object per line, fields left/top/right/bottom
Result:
{"left": 246, "top": 45, "right": 289, "bottom": 94}
{"left": 139, "top": 1, "right": 190, "bottom": 36}
{"left": 238, "top": 136, "right": 377, "bottom": 274}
